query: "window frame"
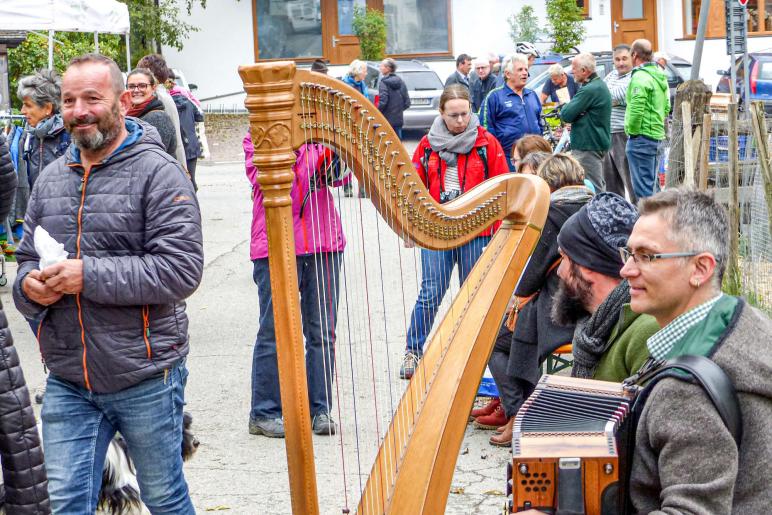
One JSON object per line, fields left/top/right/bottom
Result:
{"left": 577, "top": 0, "right": 590, "bottom": 18}
{"left": 682, "top": 0, "right": 772, "bottom": 39}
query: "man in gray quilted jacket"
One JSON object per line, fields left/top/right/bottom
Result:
{"left": 12, "top": 54, "right": 203, "bottom": 514}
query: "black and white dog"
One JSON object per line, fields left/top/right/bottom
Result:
{"left": 0, "top": 412, "right": 199, "bottom": 514}
{"left": 97, "top": 411, "right": 199, "bottom": 514}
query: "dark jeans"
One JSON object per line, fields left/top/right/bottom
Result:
{"left": 603, "top": 132, "right": 636, "bottom": 203}
{"left": 487, "top": 321, "right": 536, "bottom": 418}
{"left": 251, "top": 252, "right": 342, "bottom": 420}
{"left": 626, "top": 135, "right": 660, "bottom": 199}
{"left": 42, "top": 360, "right": 193, "bottom": 514}
{"left": 186, "top": 158, "right": 198, "bottom": 191}
{"left": 504, "top": 148, "right": 516, "bottom": 172}
{"left": 572, "top": 149, "right": 607, "bottom": 192}
{"left": 406, "top": 236, "right": 490, "bottom": 356}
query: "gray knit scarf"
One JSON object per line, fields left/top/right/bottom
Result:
{"left": 427, "top": 113, "right": 480, "bottom": 167}
{"left": 571, "top": 279, "right": 631, "bottom": 379}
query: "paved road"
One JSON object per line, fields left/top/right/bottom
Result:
{"left": 1, "top": 139, "right": 510, "bottom": 514}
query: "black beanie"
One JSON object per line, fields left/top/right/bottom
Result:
{"left": 557, "top": 192, "right": 638, "bottom": 278}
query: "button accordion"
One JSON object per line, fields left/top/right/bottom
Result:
{"left": 507, "top": 375, "right": 639, "bottom": 514}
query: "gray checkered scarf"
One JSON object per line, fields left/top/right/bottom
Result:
{"left": 571, "top": 280, "right": 631, "bottom": 379}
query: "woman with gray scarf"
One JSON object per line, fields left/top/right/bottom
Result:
{"left": 400, "top": 84, "right": 509, "bottom": 380}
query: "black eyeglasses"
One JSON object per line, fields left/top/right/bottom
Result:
{"left": 127, "top": 83, "right": 150, "bottom": 91}
{"left": 619, "top": 246, "right": 699, "bottom": 264}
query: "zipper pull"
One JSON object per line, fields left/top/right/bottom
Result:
{"left": 78, "top": 177, "right": 85, "bottom": 192}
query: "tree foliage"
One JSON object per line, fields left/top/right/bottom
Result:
{"left": 508, "top": 6, "right": 542, "bottom": 46}
{"left": 7, "top": 0, "right": 205, "bottom": 110}
{"left": 545, "top": 0, "right": 586, "bottom": 53}
{"left": 352, "top": 6, "right": 387, "bottom": 61}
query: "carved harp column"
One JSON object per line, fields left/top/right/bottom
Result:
{"left": 239, "top": 63, "right": 320, "bottom": 515}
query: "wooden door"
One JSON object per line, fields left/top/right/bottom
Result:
{"left": 322, "top": 0, "right": 364, "bottom": 64}
{"left": 611, "top": 0, "right": 658, "bottom": 50}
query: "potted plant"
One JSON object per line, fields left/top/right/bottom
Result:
{"left": 352, "top": 6, "right": 387, "bottom": 61}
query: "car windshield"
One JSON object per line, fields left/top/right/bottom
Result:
{"left": 397, "top": 71, "right": 443, "bottom": 91}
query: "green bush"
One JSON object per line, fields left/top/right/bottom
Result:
{"left": 508, "top": 6, "right": 542, "bottom": 46}
{"left": 545, "top": 0, "right": 586, "bottom": 54}
{"left": 352, "top": 6, "right": 387, "bottom": 61}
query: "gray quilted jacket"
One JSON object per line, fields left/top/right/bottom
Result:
{"left": 12, "top": 118, "right": 203, "bottom": 394}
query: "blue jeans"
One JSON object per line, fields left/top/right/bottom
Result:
{"left": 626, "top": 135, "right": 661, "bottom": 199}
{"left": 406, "top": 236, "right": 491, "bottom": 356}
{"left": 251, "top": 252, "right": 342, "bottom": 420}
{"left": 42, "top": 360, "right": 193, "bottom": 515}
{"left": 504, "top": 149, "right": 516, "bottom": 172}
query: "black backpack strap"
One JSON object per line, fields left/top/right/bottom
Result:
{"left": 422, "top": 146, "right": 432, "bottom": 174}
{"left": 636, "top": 355, "right": 742, "bottom": 446}
{"left": 476, "top": 145, "right": 488, "bottom": 180}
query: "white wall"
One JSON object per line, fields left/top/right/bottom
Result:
{"left": 450, "top": 0, "right": 611, "bottom": 58}
{"left": 161, "top": 0, "right": 254, "bottom": 109}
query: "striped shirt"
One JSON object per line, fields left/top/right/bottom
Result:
{"left": 646, "top": 294, "right": 724, "bottom": 360}
{"left": 444, "top": 164, "right": 461, "bottom": 193}
{"left": 604, "top": 69, "right": 632, "bottom": 133}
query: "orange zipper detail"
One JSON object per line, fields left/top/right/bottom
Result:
{"left": 75, "top": 167, "right": 92, "bottom": 391}
{"left": 142, "top": 305, "right": 152, "bottom": 359}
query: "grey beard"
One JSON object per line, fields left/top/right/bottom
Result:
{"left": 71, "top": 121, "right": 121, "bottom": 151}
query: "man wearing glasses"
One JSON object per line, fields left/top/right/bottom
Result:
{"left": 551, "top": 192, "right": 658, "bottom": 382}
{"left": 469, "top": 58, "right": 498, "bottom": 114}
{"left": 620, "top": 189, "right": 772, "bottom": 513}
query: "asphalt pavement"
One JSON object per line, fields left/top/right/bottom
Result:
{"left": 1, "top": 134, "right": 510, "bottom": 514}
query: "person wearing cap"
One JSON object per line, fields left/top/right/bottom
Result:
{"left": 311, "top": 59, "right": 328, "bottom": 74}
{"left": 552, "top": 192, "right": 658, "bottom": 382}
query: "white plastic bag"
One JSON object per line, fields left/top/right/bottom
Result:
{"left": 34, "top": 226, "right": 68, "bottom": 270}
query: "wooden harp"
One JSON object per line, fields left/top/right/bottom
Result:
{"left": 239, "top": 61, "right": 550, "bottom": 514}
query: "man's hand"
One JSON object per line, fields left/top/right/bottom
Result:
{"left": 41, "top": 259, "right": 84, "bottom": 295}
{"left": 22, "top": 269, "right": 64, "bottom": 306}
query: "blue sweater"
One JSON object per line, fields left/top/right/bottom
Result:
{"left": 481, "top": 84, "right": 543, "bottom": 152}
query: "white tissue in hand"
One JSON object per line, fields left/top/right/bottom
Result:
{"left": 34, "top": 226, "right": 68, "bottom": 270}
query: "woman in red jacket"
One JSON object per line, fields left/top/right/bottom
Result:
{"left": 401, "top": 84, "right": 509, "bottom": 379}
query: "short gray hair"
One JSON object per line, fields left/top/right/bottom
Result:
{"left": 638, "top": 189, "right": 729, "bottom": 288}
{"left": 348, "top": 59, "right": 367, "bottom": 77}
{"left": 381, "top": 58, "right": 397, "bottom": 73}
{"left": 505, "top": 54, "right": 529, "bottom": 74}
{"left": 472, "top": 57, "right": 489, "bottom": 68}
{"left": 17, "top": 69, "right": 62, "bottom": 112}
{"left": 573, "top": 53, "right": 596, "bottom": 73}
{"left": 548, "top": 63, "right": 565, "bottom": 77}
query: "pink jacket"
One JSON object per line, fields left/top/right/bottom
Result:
{"left": 244, "top": 134, "right": 347, "bottom": 259}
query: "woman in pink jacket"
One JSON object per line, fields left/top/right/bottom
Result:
{"left": 244, "top": 133, "right": 347, "bottom": 439}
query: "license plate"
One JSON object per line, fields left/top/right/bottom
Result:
{"left": 411, "top": 97, "right": 431, "bottom": 106}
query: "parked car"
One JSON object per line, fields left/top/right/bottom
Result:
{"left": 323, "top": 60, "right": 444, "bottom": 131}
{"left": 526, "top": 52, "right": 689, "bottom": 110}
{"left": 716, "top": 52, "right": 772, "bottom": 113}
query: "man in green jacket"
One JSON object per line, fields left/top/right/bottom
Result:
{"left": 560, "top": 52, "right": 612, "bottom": 192}
{"left": 624, "top": 39, "right": 670, "bottom": 199}
{"left": 551, "top": 192, "right": 658, "bottom": 383}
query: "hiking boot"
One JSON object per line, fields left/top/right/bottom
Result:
{"left": 249, "top": 417, "right": 285, "bottom": 438}
{"left": 489, "top": 417, "right": 514, "bottom": 447}
{"left": 470, "top": 397, "right": 500, "bottom": 420}
{"left": 474, "top": 404, "right": 508, "bottom": 430}
{"left": 399, "top": 352, "right": 420, "bottom": 380}
{"left": 312, "top": 413, "right": 337, "bottom": 436}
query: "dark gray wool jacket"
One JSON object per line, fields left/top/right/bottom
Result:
{"left": 630, "top": 300, "right": 772, "bottom": 514}
{"left": 12, "top": 118, "right": 203, "bottom": 394}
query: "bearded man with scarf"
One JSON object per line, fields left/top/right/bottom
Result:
{"left": 550, "top": 192, "right": 658, "bottom": 382}
{"left": 400, "top": 84, "right": 508, "bottom": 380}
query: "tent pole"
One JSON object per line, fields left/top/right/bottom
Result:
{"left": 48, "top": 30, "right": 54, "bottom": 70}
{"left": 125, "top": 33, "right": 131, "bottom": 72}
{"left": 94, "top": 32, "right": 99, "bottom": 54}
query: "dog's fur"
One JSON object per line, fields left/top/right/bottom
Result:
{"left": 0, "top": 412, "right": 198, "bottom": 515}
{"left": 96, "top": 411, "right": 199, "bottom": 514}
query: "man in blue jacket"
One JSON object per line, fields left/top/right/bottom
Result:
{"left": 482, "top": 54, "right": 543, "bottom": 171}
{"left": 13, "top": 54, "right": 203, "bottom": 514}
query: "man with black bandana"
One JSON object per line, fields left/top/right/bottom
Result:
{"left": 552, "top": 192, "right": 658, "bottom": 381}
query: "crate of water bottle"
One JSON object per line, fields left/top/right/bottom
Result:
{"left": 709, "top": 135, "right": 756, "bottom": 162}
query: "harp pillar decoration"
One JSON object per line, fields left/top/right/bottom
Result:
{"left": 238, "top": 62, "right": 320, "bottom": 515}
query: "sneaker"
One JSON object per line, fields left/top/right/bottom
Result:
{"left": 312, "top": 413, "right": 337, "bottom": 436}
{"left": 249, "top": 417, "right": 285, "bottom": 438}
{"left": 399, "top": 352, "right": 420, "bottom": 380}
{"left": 474, "top": 404, "right": 508, "bottom": 430}
{"left": 470, "top": 397, "right": 500, "bottom": 420}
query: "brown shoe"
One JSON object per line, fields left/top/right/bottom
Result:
{"left": 474, "top": 404, "right": 508, "bottom": 430}
{"left": 489, "top": 417, "right": 513, "bottom": 447}
{"left": 470, "top": 397, "right": 500, "bottom": 421}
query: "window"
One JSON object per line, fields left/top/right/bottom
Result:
{"left": 255, "top": 0, "right": 322, "bottom": 59}
{"left": 684, "top": 0, "right": 772, "bottom": 37}
{"left": 577, "top": 0, "right": 590, "bottom": 17}
{"left": 384, "top": 0, "right": 449, "bottom": 54}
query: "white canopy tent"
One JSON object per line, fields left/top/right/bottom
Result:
{"left": 0, "top": 0, "right": 131, "bottom": 71}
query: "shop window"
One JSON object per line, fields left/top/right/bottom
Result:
{"left": 255, "top": 0, "right": 323, "bottom": 59}
{"left": 383, "top": 0, "right": 450, "bottom": 54}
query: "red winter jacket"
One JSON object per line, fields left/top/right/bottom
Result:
{"left": 412, "top": 126, "right": 508, "bottom": 236}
